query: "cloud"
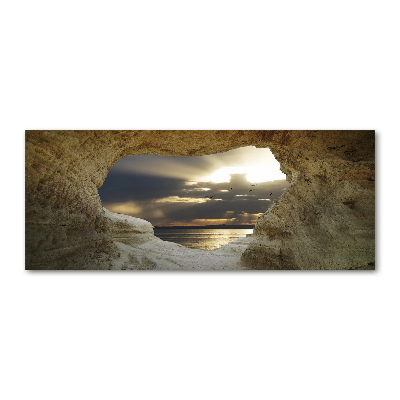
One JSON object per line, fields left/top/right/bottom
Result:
{"left": 184, "top": 187, "right": 211, "bottom": 192}
{"left": 106, "top": 201, "right": 142, "bottom": 215}
{"left": 190, "top": 218, "right": 238, "bottom": 226}
{"left": 99, "top": 153, "right": 291, "bottom": 226}
{"left": 107, "top": 146, "right": 284, "bottom": 183}
{"left": 108, "top": 154, "right": 216, "bottom": 181}
{"left": 198, "top": 165, "right": 285, "bottom": 183}
{"left": 147, "top": 209, "right": 165, "bottom": 219}
{"left": 155, "top": 196, "right": 209, "bottom": 204}
{"left": 98, "top": 173, "right": 187, "bottom": 203}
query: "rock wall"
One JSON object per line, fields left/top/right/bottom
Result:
{"left": 242, "top": 132, "right": 375, "bottom": 269}
{"left": 25, "top": 130, "right": 375, "bottom": 270}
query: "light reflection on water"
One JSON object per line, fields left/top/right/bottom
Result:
{"left": 153, "top": 228, "right": 253, "bottom": 251}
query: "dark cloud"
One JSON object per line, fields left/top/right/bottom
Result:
{"left": 98, "top": 171, "right": 187, "bottom": 203}
{"left": 109, "top": 154, "right": 218, "bottom": 181}
{"left": 99, "top": 167, "right": 290, "bottom": 226}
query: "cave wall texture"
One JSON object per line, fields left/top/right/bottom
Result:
{"left": 25, "top": 130, "right": 375, "bottom": 270}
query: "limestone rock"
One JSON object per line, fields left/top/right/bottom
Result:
{"left": 103, "top": 207, "right": 154, "bottom": 246}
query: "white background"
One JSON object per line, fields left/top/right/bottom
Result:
{"left": 1, "top": 1, "right": 399, "bottom": 399}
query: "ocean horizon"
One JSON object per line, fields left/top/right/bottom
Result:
{"left": 154, "top": 224, "right": 255, "bottom": 229}
{"left": 153, "top": 227, "right": 253, "bottom": 251}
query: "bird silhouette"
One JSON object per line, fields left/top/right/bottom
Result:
{"left": 270, "top": 193, "right": 272, "bottom": 195}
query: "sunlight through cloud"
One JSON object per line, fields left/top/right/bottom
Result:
{"left": 156, "top": 196, "right": 209, "bottom": 203}
{"left": 199, "top": 165, "right": 286, "bottom": 183}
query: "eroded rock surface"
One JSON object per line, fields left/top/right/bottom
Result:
{"left": 25, "top": 130, "right": 375, "bottom": 270}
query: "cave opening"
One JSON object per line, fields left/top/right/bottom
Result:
{"left": 98, "top": 146, "right": 290, "bottom": 251}
{"left": 25, "top": 130, "right": 375, "bottom": 270}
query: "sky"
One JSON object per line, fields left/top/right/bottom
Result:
{"left": 98, "top": 146, "right": 290, "bottom": 226}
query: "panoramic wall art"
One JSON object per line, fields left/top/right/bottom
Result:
{"left": 25, "top": 130, "right": 375, "bottom": 270}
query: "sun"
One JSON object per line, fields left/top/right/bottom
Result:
{"left": 194, "top": 147, "right": 286, "bottom": 183}
{"left": 198, "top": 165, "right": 286, "bottom": 183}
{"left": 245, "top": 166, "right": 286, "bottom": 182}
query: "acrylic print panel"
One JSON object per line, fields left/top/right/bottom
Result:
{"left": 25, "top": 130, "right": 375, "bottom": 270}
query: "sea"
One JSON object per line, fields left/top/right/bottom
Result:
{"left": 153, "top": 228, "right": 253, "bottom": 251}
